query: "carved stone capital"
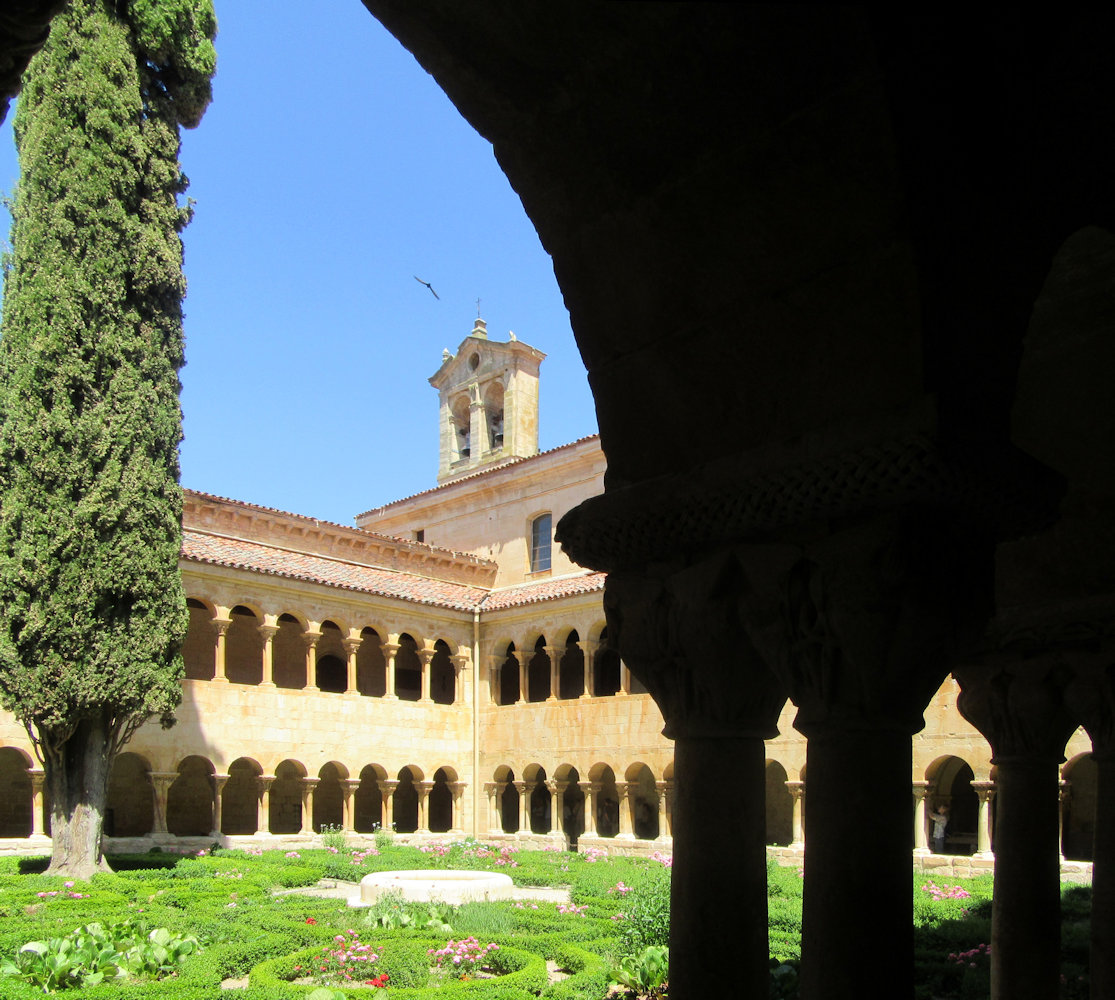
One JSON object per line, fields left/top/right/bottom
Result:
{"left": 604, "top": 547, "right": 787, "bottom": 741}
{"left": 955, "top": 653, "right": 1079, "bottom": 764}
{"left": 735, "top": 511, "right": 995, "bottom": 737}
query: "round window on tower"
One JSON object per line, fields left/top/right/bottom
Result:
{"left": 469, "top": 352, "right": 480, "bottom": 371}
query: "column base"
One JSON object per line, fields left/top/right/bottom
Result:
{"left": 913, "top": 846, "right": 931, "bottom": 856}
{"left": 383, "top": 693, "right": 398, "bottom": 701}
{"left": 211, "top": 676, "right": 229, "bottom": 684}
{"left": 259, "top": 682, "right": 276, "bottom": 690}
{"left": 344, "top": 690, "right": 361, "bottom": 699}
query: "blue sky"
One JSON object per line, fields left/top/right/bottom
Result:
{"left": 0, "top": 2, "right": 597, "bottom": 526}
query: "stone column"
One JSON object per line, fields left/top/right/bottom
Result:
{"left": 786, "top": 780, "right": 805, "bottom": 847}
{"left": 1092, "top": 750, "right": 1115, "bottom": 1000}
{"left": 418, "top": 648, "right": 434, "bottom": 703}
{"left": 545, "top": 645, "right": 560, "bottom": 701}
{"left": 487, "top": 655, "right": 502, "bottom": 704}
{"left": 212, "top": 775, "right": 229, "bottom": 837}
{"left": 380, "top": 779, "right": 398, "bottom": 832}
{"left": 150, "top": 772, "right": 176, "bottom": 836}
{"left": 300, "top": 778, "right": 318, "bottom": 835}
{"left": 580, "top": 639, "right": 597, "bottom": 698}
{"left": 957, "top": 658, "right": 1078, "bottom": 1000}
{"left": 417, "top": 780, "right": 433, "bottom": 832}
{"left": 258, "top": 622, "right": 278, "bottom": 688}
{"left": 381, "top": 642, "right": 400, "bottom": 700}
{"left": 451, "top": 654, "right": 469, "bottom": 705}
{"left": 512, "top": 780, "right": 527, "bottom": 833}
{"left": 971, "top": 780, "right": 996, "bottom": 858}
{"left": 342, "top": 779, "right": 360, "bottom": 831}
{"left": 1058, "top": 779, "right": 1071, "bottom": 861}
{"left": 617, "top": 659, "right": 630, "bottom": 696}
{"left": 343, "top": 636, "right": 362, "bottom": 696}
{"left": 549, "top": 780, "right": 565, "bottom": 837}
{"left": 653, "top": 780, "right": 668, "bottom": 839}
{"left": 912, "top": 780, "right": 930, "bottom": 855}
{"left": 302, "top": 628, "right": 321, "bottom": 692}
{"left": 484, "top": 782, "right": 500, "bottom": 833}
{"left": 1063, "top": 656, "right": 1115, "bottom": 1000}
{"left": 449, "top": 781, "right": 466, "bottom": 834}
{"left": 29, "top": 769, "right": 46, "bottom": 837}
{"left": 212, "top": 616, "right": 232, "bottom": 683}
{"left": 258, "top": 776, "right": 275, "bottom": 834}
{"left": 579, "top": 781, "right": 596, "bottom": 835}
{"left": 517, "top": 648, "right": 528, "bottom": 704}
{"left": 616, "top": 781, "right": 635, "bottom": 839}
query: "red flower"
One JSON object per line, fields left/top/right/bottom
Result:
{"left": 305, "top": 917, "right": 317, "bottom": 924}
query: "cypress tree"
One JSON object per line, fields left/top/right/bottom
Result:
{"left": 0, "top": 0, "right": 215, "bottom": 876}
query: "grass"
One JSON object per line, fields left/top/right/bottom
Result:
{"left": 0, "top": 843, "right": 1093, "bottom": 998}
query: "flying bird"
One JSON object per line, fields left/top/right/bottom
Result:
{"left": 414, "top": 275, "right": 440, "bottom": 300}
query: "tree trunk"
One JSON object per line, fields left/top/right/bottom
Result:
{"left": 43, "top": 711, "right": 114, "bottom": 877}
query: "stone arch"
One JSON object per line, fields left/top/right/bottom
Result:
{"left": 395, "top": 633, "right": 422, "bottom": 702}
{"left": 590, "top": 763, "right": 619, "bottom": 837}
{"left": 430, "top": 638, "right": 455, "bottom": 704}
{"left": 183, "top": 598, "right": 215, "bottom": 680}
{"left": 483, "top": 378, "right": 504, "bottom": 452}
{"left": 555, "top": 763, "right": 584, "bottom": 846}
{"left": 451, "top": 392, "right": 471, "bottom": 461}
{"left": 223, "top": 757, "right": 262, "bottom": 835}
{"left": 271, "top": 759, "right": 307, "bottom": 835}
{"left": 925, "top": 755, "right": 978, "bottom": 856}
{"left": 524, "top": 763, "right": 551, "bottom": 834}
{"left": 499, "top": 641, "right": 520, "bottom": 705}
{"left": 225, "top": 605, "right": 263, "bottom": 685}
{"left": 167, "top": 755, "right": 214, "bottom": 836}
{"left": 527, "top": 635, "right": 550, "bottom": 702}
{"left": 313, "top": 761, "right": 346, "bottom": 833}
{"left": 429, "top": 766, "right": 454, "bottom": 833}
{"left": 626, "top": 762, "right": 659, "bottom": 840}
{"left": 274, "top": 613, "right": 307, "bottom": 689}
{"left": 1062, "top": 752, "right": 1097, "bottom": 862}
{"left": 594, "top": 626, "right": 621, "bottom": 697}
{"left": 494, "top": 764, "right": 519, "bottom": 832}
{"left": 355, "top": 763, "right": 387, "bottom": 832}
{"left": 105, "top": 751, "right": 153, "bottom": 837}
{"left": 357, "top": 627, "right": 386, "bottom": 697}
{"left": 559, "top": 629, "right": 584, "bottom": 700}
{"left": 316, "top": 620, "right": 347, "bottom": 693}
{"left": 393, "top": 766, "right": 420, "bottom": 833}
{"left": 0, "top": 747, "right": 33, "bottom": 837}
{"left": 764, "top": 759, "right": 793, "bottom": 847}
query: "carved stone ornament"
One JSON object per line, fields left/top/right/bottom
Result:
{"left": 604, "top": 549, "right": 787, "bottom": 741}
{"left": 734, "top": 511, "right": 995, "bottom": 736}
{"left": 557, "top": 433, "right": 1059, "bottom": 575}
{"left": 955, "top": 652, "right": 1080, "bottom": 763}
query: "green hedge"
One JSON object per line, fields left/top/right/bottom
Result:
{"left": 250, "top": 936, "right": 547, "bottom": 999}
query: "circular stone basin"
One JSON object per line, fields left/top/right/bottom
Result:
{"left": 350, "top": 869, "right": 515, "bottom": 907}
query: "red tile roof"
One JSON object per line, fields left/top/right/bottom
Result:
{"left": 480, "top": 572, "right": 607, "bottom": 610}
{"left": 356, "top": 435, "right": 601, "bottom": 517}
{"left": 182, "top": 527, "right": 605, "bottom": 614}
{"left": 182, "top": 530, "right": 490, "bottom": 611}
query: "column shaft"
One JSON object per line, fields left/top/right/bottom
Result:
{"left": 30, "top": 771, "right": 45, "bottom": 837}
{"left": 800, "top": 729, "right": 912, "bottom": 1000}
{"left": 989, "top": 759, "right": 1061, "bottom": 1000}
{"left": 213, "top": 618, "right": 231, "bottom": 683}
{"left": 671, "top": 736, "right": 769, "bottom": 1000}
{"left": 1092, "top": 755, "right": 1115, "bottom": 1000}
{"left": 913, "top": 781, "right": 930, "bottom": 853}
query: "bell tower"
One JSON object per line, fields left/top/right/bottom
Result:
{"left": 429, "top": 317, "right": 546, "bottom": 483}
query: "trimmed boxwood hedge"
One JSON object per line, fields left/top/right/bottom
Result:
{"left": 249, "top": 936, "right": 548, "bottom": 999}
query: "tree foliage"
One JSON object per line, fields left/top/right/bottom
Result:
{"left": 0, "top": 0, "right": 215, "bottom": 869}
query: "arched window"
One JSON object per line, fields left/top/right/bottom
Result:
{"left": 530, "top": 512, "right": 552, "bottom": 573}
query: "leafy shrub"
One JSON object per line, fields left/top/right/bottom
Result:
{"left": 609, "top": 944, "right": 669, "bottom": 998}
{"left": 620, "top": 864, "right": 670, "bottom": 952}
{"left": 0, "top": 919, "right": 198, "bottom": 992}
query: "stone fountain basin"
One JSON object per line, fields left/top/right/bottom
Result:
{"left": 349, "top": 869, "right": 516, "bottom": 907}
